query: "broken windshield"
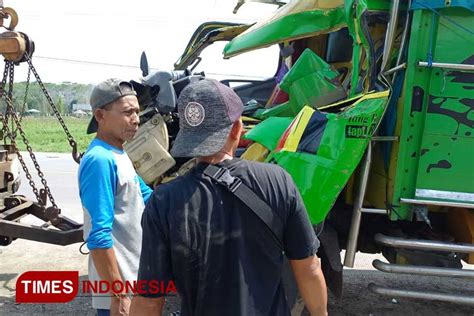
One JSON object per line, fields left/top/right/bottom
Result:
{"left": 192, "top": 41, "right": 279, "bottom": 83}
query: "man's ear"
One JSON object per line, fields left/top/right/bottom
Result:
{"left": 94, "top": 108, "right": 105, "bottom": 123}
{"left": 229, "top": 120, "right": 243, "bottom": 140}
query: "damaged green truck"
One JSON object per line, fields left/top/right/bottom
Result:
{"left": 173, "top": 0, "right": 474, "bottom": 305}
{"left": 1, "top": 0, "right": 471, "bottom": 309}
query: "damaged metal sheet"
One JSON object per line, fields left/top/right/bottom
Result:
{"left": 266, "top": 91, "right": 389, "bottom": 224}
{"left": 254, "top": 49, "right": 346, "bottom": 119}
{"left": 174, "top": 22, "right": 250, "bottom": 70}
{"left": 243, "top": 116, "right": 293, "bottom": 151}
{"left": 279, "top": 49, "right": 346, "bottom": 114}
{"left": 223, "top": 0, "right": 346, "bottom": 58}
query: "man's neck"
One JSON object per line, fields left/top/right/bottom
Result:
{"left": 197, "top": 151, "right": 233, "bottom": 165}
{"left": 96, "top": 133, "right": 124, "bottom": 150}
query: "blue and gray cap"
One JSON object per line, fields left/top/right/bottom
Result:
{"left": 87, "top": 78, "right": 137, "bottom": 134}
{"left": 170, "top": 79, "right": 244, "bottom": 157}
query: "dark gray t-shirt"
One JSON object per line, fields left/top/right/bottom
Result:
{"left": 138, "top": 159, "right": 319, "bottom": 316}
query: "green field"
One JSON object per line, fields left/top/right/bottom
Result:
{"left": 4, "top": 117, "right": 95, "bottom": 153}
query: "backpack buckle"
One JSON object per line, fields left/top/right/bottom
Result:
{"left": 212, "top": 167, "right": 242, "bottom": 193}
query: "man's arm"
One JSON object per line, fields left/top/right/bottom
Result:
{"left": 130, "top": 296, "right": 165, "bottom": 315}
{"left": 91, "top": 248, "right": 123, "bottom": 286}
{"left": 92, "top": 248, "right": 130, "bottom": 315}
{"left": 79, "top": 153, "right": 129, "bottom": 313}
{"left": 290, "top": 255, "right": 327, "bottom": 316}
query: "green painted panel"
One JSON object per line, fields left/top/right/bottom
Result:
{"left": 223, "top": 6, "right": 346, "bottom": 58}
{"left": 243, "top": 117, "right": 293, "bottom": 150}
{"left": 279, "top": 49, "right": 346, "bottom": 115}
{"left": 392, "top": 7, "right": 474, "bottom": 219}
{"left": 254, "top": 49, "right": 346, "bottom": 119}
{"left": 414, "top": 7, "right": 474, "bottom": 198}
{"left": 366, "top": 0, "right": 391, "bottom": 11}
{"left": 422, "top": 94, "right": 474, "bottom": 136}
{"left": 345, "top": 0, "right": 371, "bottom": 96}
{"left": 416, "top": 135, "right": 474, "bottom": 194}
{"left": 392, "top": 10, "right": 438, "bottom": 220}
{"left": 268, "top": 92, "right": 389, "bottom": 224}
{"left": 254, "top": 101, "right": 293, "bottom": 120}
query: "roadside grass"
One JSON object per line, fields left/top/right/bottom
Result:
{"left": 6, "top": 117, "right": 94, "bottom": 153}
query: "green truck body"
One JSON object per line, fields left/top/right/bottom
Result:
{"left": 176, "top": 0, "right": 474, "bottom": 305}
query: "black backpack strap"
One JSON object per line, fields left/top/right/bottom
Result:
{"left": 203, "top": 164, "right": 284, "bottom": 250}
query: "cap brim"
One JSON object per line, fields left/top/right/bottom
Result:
{"left": 87, "top": 117, "right": 98, "bottom": 134}
{"left": 170, "top": 125, "right": 233, "bottom": 158}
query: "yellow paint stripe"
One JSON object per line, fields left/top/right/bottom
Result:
{"left": 359, "top": 90, "right": 390, "bottom": 100}
{"left": 241, "top": 116, "right": 261, "bottom": 123}
{"left": 343, "top": 90, "right": 390, "bottom": 111}
{"left": 321, "top": 90, "right": 390, "bottom": 112}
{"left": 280, "top": 91, "right": 389, "bottom": 153}
{"left": 318, "top": 93, "right": 364, "bottom": 110}
{"left": 279, "top": 110, "right": 303, "bottom": 151}
{"left": 283, "top": 106, "right": 314, "bottom": 152}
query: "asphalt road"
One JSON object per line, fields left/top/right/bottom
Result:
{"left": 0, "top": 153, "right": 473, "bottom": 315}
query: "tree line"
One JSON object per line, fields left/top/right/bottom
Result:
{"left": 0, "top": 81, "right": 94, "bottom": 115}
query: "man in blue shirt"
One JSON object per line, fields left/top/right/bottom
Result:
{"left": 78, "top": 79, "right": 152, "bottom": 316}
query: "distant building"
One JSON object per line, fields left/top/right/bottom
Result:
{"left": 72, "top": 103, "right": 92, "bottom": 112}
{"left": 24, "top": 109, "right": 41, "bottom": 116}
{"left": 72, "top": 109, "right": 89, "bottom": 118}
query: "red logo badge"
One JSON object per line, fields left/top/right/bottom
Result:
{"left": 16, "top": 271, "right": 79, "bottom": 303}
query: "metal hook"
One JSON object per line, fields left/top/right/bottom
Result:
{"left": 70, "top": 139, "right": 83, "bottom": 164}
{"left": 0, "top": 7, "right": 18, "bottom": 31}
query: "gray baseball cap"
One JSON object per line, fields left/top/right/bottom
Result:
{"left": 170, "top": 79, "right": 244, "bottom": 158}
{"left": 87, "top": 78, "right": 137, "bottom": 134}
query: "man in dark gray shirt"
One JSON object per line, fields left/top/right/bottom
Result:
{"left": 130, "top": 79, "right": 327, "bottom": 316}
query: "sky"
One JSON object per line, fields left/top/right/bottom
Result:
{"left": 6, "top": 0, "right": 281, "bottom": 84}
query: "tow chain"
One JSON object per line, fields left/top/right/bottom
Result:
{"left": 0, "top": 56, "right": 85, "bottom": 209}
{"left": 24, "top": 54, "right": 82, "bottom": 163}
{"left": 7, "top": 56, "right": 13, "bottom": 134}
{"left": 16, "top": 66, "right": 30, "bottom": 128}
{"left": 0, "top": 62, "right": 50, "bottom": 206}
{"left": 0, "top": 59, "right": 8, "bottom": 139}
{"left": 0, "top": 54, "right": 83, "bottom": 209}
{"left": 0, "top": 111, "right": 45, "bottom": 205}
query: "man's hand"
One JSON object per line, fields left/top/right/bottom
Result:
{"left": 290, "top": 255, "right": 328, "bottom": 316}
{"left": 91, "top": 248, "right": 131, "bottom": 314}
{"left": 110, "top": 295, "right": 131, "bottom": 316}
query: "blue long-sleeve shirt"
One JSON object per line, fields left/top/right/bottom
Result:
{"left": 78, "top": 138, "right": 152, "bottom": 309}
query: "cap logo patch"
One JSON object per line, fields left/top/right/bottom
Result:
{"left": 184, "top": 102, "right": 205, "bottom": 127}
